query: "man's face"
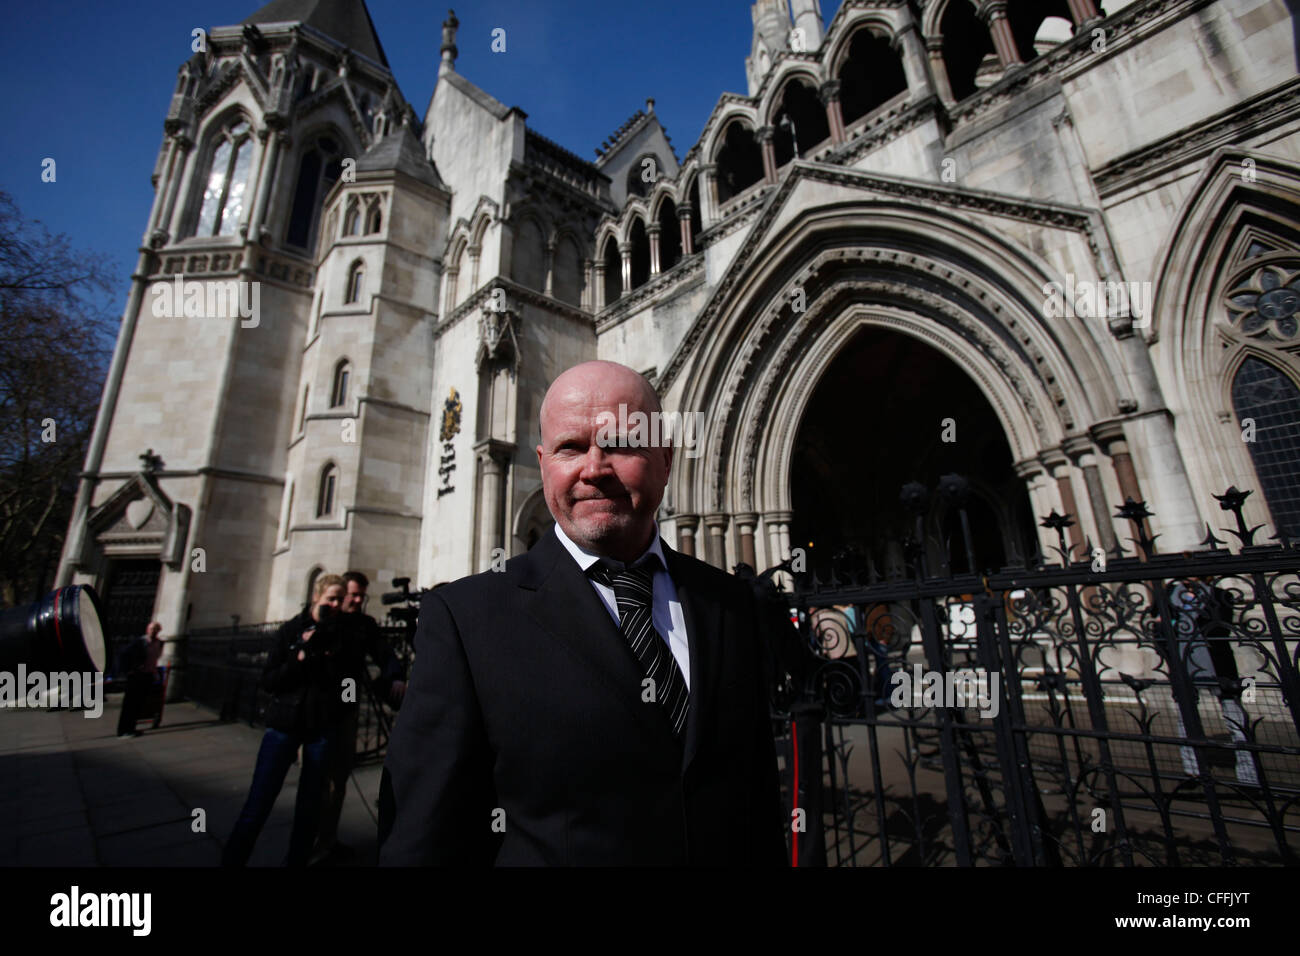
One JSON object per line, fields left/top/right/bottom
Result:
{"left": 537, "top": 364, "right": 671, "bottom": 561}
{"left": 313, "top": 584, "right": 344, "bottom": 621}
{"left": 343, "top": 580, "right": 367, "bottom": 614}
{"left": 146, "top": 623, "right": 161, "bottom": 640}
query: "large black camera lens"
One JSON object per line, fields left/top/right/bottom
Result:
{"left": 0, "top": 585, "right": 108, "bottom": 673}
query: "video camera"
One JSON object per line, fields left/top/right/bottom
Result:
{"left": 380, "top": 577, "right": 425, "bottom": 629}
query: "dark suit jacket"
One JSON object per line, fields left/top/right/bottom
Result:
{"left": 378, "top": 528, "right": 786, "bottom": 866}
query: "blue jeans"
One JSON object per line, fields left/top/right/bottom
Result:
{"left": 222, "top": 727, "right": 333, "bottom": 867}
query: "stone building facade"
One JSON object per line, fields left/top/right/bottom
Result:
{"left": 58, "top": 0, "right": 1300, "bottom": 653}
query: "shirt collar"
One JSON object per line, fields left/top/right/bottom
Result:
{"left": 553, "top": 521, "right": 666, "bottom": 574}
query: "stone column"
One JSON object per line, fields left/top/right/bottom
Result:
{"left": 618, "top": 242, "right": 632, "bottom": 297}
{"left": 676, "top": 514, "right": 699, "bottom": 557}
{"left": 734, "top": 512, "right": 758, "bottom": 569}
{"left": 475, "top": 439, "right": 514, "bottom": 572}
{"left": 543, "top": 239, "right": 556, "bottom": 297}
{"left": 1093, "top": 424, "right": 1143, "bottom": 505}
{"left": 699, "top": 163, "right": 719, "bottom": 228}
{"left": 704, "top": 513, "right": 730, "bottom": 569}
{"left": 593, "top": 258, "right": 606, "bottom": 310}
{"left": 979, "top": 1, "right": 1023, "bottom": 69}
{"left": 647, "top": 223, "right": 661, "bottom": 276}
{"left": 581, "top": 257, "right": 593, "bottom": 311}
{"left": 162, "top": 136, "right": 196, "bottom": 241}
{"left": 925, "top": 36, "right": 957, "bottom": 106}
{"left": 443, "top": 266, "right": 460, "bottom": 315}
{"left": 819, "top": 80, "right": 846, "bottom": 144}
{"left": 896, "top": 23, "right": 931, "bottom": 99}
{"left": 1093, "top": 422, "right": 1148, "bottom": 547}
{"left": 146, "top": 138, "right": 179, "bottom": 239}
{"left": 757, "top": 126, "right": 777, "bottom": 184}
{"left": 1067, "top": 0, "right": 1102, "bottom": 25}
{"left": 467, "top": 244, "right": 481, "bottom": 291}
{"left": 763, "top": 510, "right": 794, "bottom": 586}
{"left": 244, "top": 126, "right": 279, "bottom": 242}
{"left": 1076, "top": 448, "right": 1118, "bottom": 554}
{"left": 1043, "top": 451, "right": 1085, "bottom": 558}
{"left": 678, "top": 205, "right": 693, "bottom": 256}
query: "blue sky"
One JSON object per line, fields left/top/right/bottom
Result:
{"left": 0, "top": 0, "right": 838, "bottom": 316}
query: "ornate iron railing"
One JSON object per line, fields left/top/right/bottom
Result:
{"left": 767, "top": 480, "right": 1300, "bottom": 866}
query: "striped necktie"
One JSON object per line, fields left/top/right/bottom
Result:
{"left": 588, "top": 560, "right": 689, "bottom": 738}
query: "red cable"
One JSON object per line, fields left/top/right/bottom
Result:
{"left": 791, "top": 718, "right": 799, "bottom": 867}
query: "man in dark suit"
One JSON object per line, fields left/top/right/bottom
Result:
{"left": 379, "top": 360, "right": 786, "bottom": 865}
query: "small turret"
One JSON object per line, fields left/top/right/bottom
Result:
{"left": 440, "top": 9, "right": 459, "bottom": 76}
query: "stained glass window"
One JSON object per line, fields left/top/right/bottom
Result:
{"left": 195, "top": 118, "right": 252, "bottom": 237}
{"left": 1232, "top": 356, "right": 1300, "bottom": 538}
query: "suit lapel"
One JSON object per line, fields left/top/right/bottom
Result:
{"left": 664, "top": 542, "right": 722, "bottom": 775}
{"left": 519, "top": 530, "right": 669, "bottom": 742}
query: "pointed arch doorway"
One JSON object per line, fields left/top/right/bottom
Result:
{"left": 789, "top": 326, "right": 1037, "bottom": 576}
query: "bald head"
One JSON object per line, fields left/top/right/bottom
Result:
{"left": 536, "top": 361, "right": 671, "bottom": 562}
{"left": 539, "top": 361, "right": 661, "bottom": 437}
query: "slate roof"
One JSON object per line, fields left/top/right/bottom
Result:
{"left": 356, "top": 124, "right": 444, "bottom": 189}
{"left": 242, "top": 0, "right": 389, "bottom": 68}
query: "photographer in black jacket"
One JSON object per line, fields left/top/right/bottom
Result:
{"left": 222, "top": 574, "right": 348, "bottom": 867}
{"left": 312, "top": 570, "right": 406, "bottom": 865}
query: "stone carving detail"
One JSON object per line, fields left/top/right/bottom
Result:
{"left": 1225, "top": 261, "right": 1300, "bottom": 342}
{"left": 659, "top": 162, "right": 1098, "bottom": 394}
{"left": 477, "top": 303, "right": 519, "bottom": 369}
{"left": 715, "top": 264, "right": 1055, "bottom": 512}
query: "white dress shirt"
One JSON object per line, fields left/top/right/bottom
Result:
{"left": 553, "top": 522, "right": 691, "bottom": 689}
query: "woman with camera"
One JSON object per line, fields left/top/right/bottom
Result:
{"left": 222, "top": 573, "right": 349, "bottom": 866}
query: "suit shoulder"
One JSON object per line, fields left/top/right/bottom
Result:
{"left": 423, "top": 554, "right": 537, "bottom": 608}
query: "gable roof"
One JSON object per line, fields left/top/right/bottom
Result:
{"left": 243, "top": 0, "right": 389, "bottom": 68}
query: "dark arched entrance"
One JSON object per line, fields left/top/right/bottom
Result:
{"left": 790, "top": 327, "right": 1036, "bottom": 577}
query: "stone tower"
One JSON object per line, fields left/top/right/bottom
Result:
{"left": 57, "top": 0, "right": 437, "bottom": 643}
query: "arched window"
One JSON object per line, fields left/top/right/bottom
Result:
{"left": 602, "top": 235, "right": 622, "bottom": 307}
{"left": 305, "top": 566, "right": 322, "bottom": 606}
{"left": 552, "top": 235, "right": 583, "bottom": 306}
{"left": 343, "top": 200, "right": 360, "bottom": 236}
{"left": 1006, "top": 1, "right": 1075, "bottom": 64}
{"left": 279, "top": 475, "right": 295, "bottom": 545}
{"left": 629, "top": 218, "right": 650, "bottom": 290}
{"left": 194, "top": 117, "right": 254, "bottom": 237}
{"left": 365, "top": 203, "right": 382, "bottom": 234}
{"left": 772, "top": 77, "right": 831, "bottom": 165}
{"left": 940, "top": 0, "right": 998, "bottom": 102}
{"left": 512, "top": 218, "right": 546, "bottom": 291}
{"left": 1231, "top": 356, "right": 1300, "bottom": 538}
{"left": 286, "top": 134, "right": 344, "bottom": 252}
{"left": 331, "top": 359, "right": 351, "bottom": 408}
{"left": 656, "top": 199, "right": 682, "bottom": 272}
{"left": 714, "top": 121, "right": 763, "bottom": 204}
{"left": 837, "top": 30, "right": 908, "bottom": 127}
{"left": 316, "top": 464, "right": 338, "bottom": 518}
{"left": 345, "top": 261, "right": 365, "bottom": 304}
{"left": 298, "top": 385, "right": 310, "bottom": 431}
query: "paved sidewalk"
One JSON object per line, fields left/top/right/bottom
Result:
{"left": 0, "top": 696, "right": 385, "bottom": 867}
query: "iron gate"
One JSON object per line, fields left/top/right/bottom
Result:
{"left": 769, "top": 483, "right": 1300, "bottom": 866}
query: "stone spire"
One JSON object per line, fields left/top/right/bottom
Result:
{"left": 789, "top": 0, "right": 824, "bottom": 51}
{"left": 440, "top": 9, "right": 459, "bottom": 76}
{"left": 746, "top": 0, "right": 792, "bottom": 96}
